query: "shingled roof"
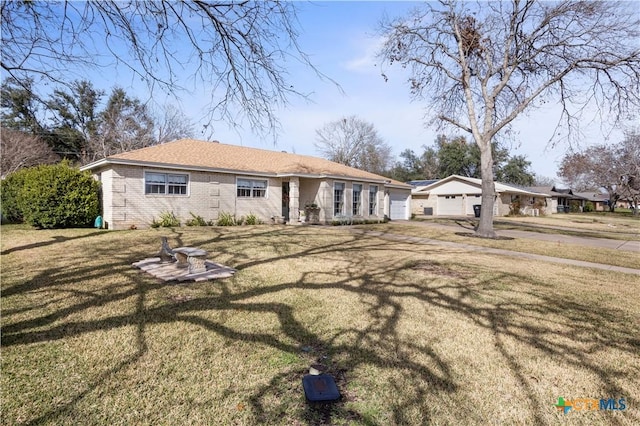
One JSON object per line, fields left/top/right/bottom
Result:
{"left": 82, "top": 139, "right": 409, "bottom": 187}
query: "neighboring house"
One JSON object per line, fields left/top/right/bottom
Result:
{"left": 80, "top": 139, "right": 411, "bottom": 230}
{"left": 529, "top": 186, "right": 592, "bottom": 213}
{"left": 410, "top": 175, "right": 549, "bottom": 216}
{"left": 572, "top": 190, "right": 610, "bottom": 211}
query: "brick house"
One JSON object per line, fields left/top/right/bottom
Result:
{"left": 80, "top": 139, "right": 411, "bottom": 230}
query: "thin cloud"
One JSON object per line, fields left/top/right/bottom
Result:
{"left": 342, "top": 35, "right": 385, "bottom": 74}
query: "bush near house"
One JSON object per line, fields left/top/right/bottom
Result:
{"left": 185, "top": 212, "right": 207, "bottom": 227}
{"left": 0, "top": 162, "right": 100, "bottom": 228}
{"left": 0, "top": 168, "right": 29, "bottom": 223}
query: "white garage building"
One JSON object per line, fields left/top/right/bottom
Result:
{"left": 410, "top": 175, "right": 550, "bottom": 217}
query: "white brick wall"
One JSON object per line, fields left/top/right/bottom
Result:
{"left": 97, "top": 165, "right": 281, "bottom": 229}
{"left": 94, "top": 165, "right": 404, "bottom": 229}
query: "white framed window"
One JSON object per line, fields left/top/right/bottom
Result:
{"left": 145, "top": 172, "right": 188, "bottom": 195}
{"left": 334, "top": 182, "right": 345, "bottom": 215}
{"left": 369, "top": 185, "right": 378, "bottom": 215}
{"left": 352, "top": 184, "right": 362, "bottom": 215}
{"left": 237, "top": 178, "right": 267, "bottom": 198}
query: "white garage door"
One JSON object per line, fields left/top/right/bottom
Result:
{"left": 437, "top": 195, "right": 464, "bottom": 215}
{"left": 389, "top": 193, "right": 407, "bottom": 220}
{"left": 465, "top": 194, "right": 482, "bottom": 215}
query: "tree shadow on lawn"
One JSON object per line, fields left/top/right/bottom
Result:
{"left": 1, "top": 227, "right": 639, "bottom": 425}
{"left": 0, "top": 229, "right": 110, "bottom": 256}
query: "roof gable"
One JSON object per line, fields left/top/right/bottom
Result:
{"left": 413, "top": 175, "right": 548, "bottom": 197}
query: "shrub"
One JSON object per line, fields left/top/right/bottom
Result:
{"left": 244, "top": 213, "right": 262, "bottom": 225}
{"left": 508, "top": 199, "right": 522, "bottom": 216}
{"left": 216, "top": 211, "right": 237, "bottom": 226}
{"left": 1, "top": 162, "right": 100, "bottom": 228}
{"left": 584, "top": 201, "right": 594, "bottom": 213}
{"left": 185, "top": 212, "right": 207, "bottom": 226}
{"left": 0, "top": 168, "right": 29, "bottom": 223}
{"left": 157, "top": 211, "right": 181, "bottom": 227}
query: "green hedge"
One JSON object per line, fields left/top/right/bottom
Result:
{"left": 1, "top": 162, "right": 101, "bottom": 228}
{"left": 1, "top": 169, "right": 28, "bottom": 223}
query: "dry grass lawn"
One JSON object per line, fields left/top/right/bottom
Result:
{"left": 1, "top": 223, "right": 639, "bottom": 425}
{"left": 368, "top": 221, "right": 640, "bottom": 269}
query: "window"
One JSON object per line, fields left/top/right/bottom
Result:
{"left": 352, "top": 184, "right": 362, "bottom": 215}
{"left": 168, "top": 174, "right": 188, "bottom": 194}
{"left": 145, "top": 172, "right": 188, "bottom": 195}
{"left": 334, "top": 182, "right": 345, "bottom": 215}
{"left": 237, "top": 178, "right": 267, "bottom": 198}
{"left": 369, "top": 185, "right": 378, "bottom": 215}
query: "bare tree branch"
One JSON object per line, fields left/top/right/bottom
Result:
{"left": 378, "top": 0, "right": 640, "bottom": 237}
{"left": 314, "top": 116, "right": 393, "bottom": 175}
{"left": 1, "top": 1, "right": 333, "bottom": 137}
{"left": 0, "top": 128, "right": 59, "bottom": 177}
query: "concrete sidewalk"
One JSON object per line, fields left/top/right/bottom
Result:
{"left": 492, "top": 228, "right": 640, "bottom": 252}
{"left": 350, "top": 222, "right": 640, "bottom": 276}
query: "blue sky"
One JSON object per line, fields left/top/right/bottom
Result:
{"left": 15, "top": 1, "right": 628, "bottom": 181}
{"left": 170, "top": 0, "right": 621, "bottom": 181}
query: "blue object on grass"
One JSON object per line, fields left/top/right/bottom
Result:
{"left": 94, "top": 215, "right": 103, "bottom": 228}
{"left": 302, "top": 374, "right": 340, "bottom": 402}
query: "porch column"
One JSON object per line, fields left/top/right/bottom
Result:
{"left": 289, "top": 177, "right": 300, "bottom": 223}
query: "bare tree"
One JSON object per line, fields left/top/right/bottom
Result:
{"left": 0, "top": 129, "right": 59, "bottom": 177}
{"left": 532, "top": 175, "right": 557, "bottom": 188}
{"left": 315, "top": 116, "right": 393, "bottom": 175}
{"left": 559, "top": 148, "right": 613, "bottom": 193}
{"left": 558, "top": 133, "right": 640, "bottom": 213}
{"left": 154, "top": 104, "right": 196, "bottom": 144}
{"left": 1, "top": 1, "right": 324, "bottom": 136}
{"left": 618, "top": 132, "right": 640, "bottom": 216}
{"left": 378, "top": 1, "right": 640, "bottom": 237}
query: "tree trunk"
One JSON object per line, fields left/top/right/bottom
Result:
{"left": 476, "top": 140, "right": 497, "bottom": 238}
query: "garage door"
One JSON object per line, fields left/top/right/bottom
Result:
{"left": 465, "top": 194, "right": 482, "bottom": 215}
{"left": 437, "top": 195, "right": 464, "bottom": 215}
{"left": 389, "top": 193, "right": 407, "bottom": 220}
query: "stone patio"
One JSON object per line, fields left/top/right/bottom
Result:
{"left": 132, "top": 257, "right": 236, "bottom": 282}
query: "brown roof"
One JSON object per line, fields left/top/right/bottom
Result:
{"left": 85, "top": 139, "right": 409, "bottom": 187}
